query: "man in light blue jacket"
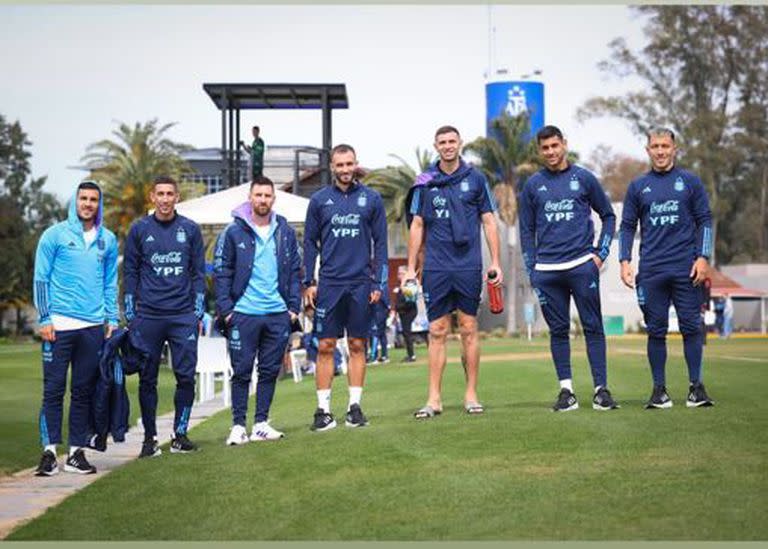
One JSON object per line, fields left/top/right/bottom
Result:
{"left": 33, "top": 181, "right": 119, "bottom": 476}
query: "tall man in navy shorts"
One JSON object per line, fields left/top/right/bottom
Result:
{"left": 404, "top": 125, "right": 502, "bottom": 418}
{"left": 519, "top": 126, "right": 618, "bottom": 412}
{"left": 619, "top": 128, "right": 714, "bottom": 408}
{"left": 303, "top": 144, "right": 388, "bottom": 431}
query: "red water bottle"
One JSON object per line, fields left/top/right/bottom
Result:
{"left": 487, "top": 270, "right": 504, "bottom": 314}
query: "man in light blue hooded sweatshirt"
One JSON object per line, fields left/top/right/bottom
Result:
{"left": 33, "top": 180, "right": 119, "bottom": 476}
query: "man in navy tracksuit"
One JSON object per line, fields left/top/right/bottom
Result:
{"left": 214, "top": 176, "right": 301, "bottom": 445}
{"left": 33, "top": 180, "right": 119, "bottom": 476}
{"left": 619, "top": 128, "right": 714, "bottom": 408}
{"left": 303, "top": 144, "right": 388, "bottom": 431}
{"left": 123, "top": 176, "right": 206, "bottom": 457}
{"left": 519, "top": 125, "right": 619, "bottom": 412}
{"left": 368, "top": 293, "right": 390, "bottom": 364}
{"left": 404, "top": 125, "right": 502, "bottom": 418}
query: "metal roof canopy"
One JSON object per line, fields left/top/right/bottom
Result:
{"left": 203, "top": 83, "right": 349, "bottom": 188}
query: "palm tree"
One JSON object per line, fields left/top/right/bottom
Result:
{"left": 462, "top": 113, "right": 540, "bottom": 225}
{"left": 81, "top": 119, "right": 202, "bottom": 240}
{"left": 364, "top": 147, "right": 434, "bottom": 223}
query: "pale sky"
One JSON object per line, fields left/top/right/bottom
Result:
{"left": 0, "top": 5, "right": 651, "bottom": 200}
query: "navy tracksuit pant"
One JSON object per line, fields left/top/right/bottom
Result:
{"left": 636, "top": 270, "right": 703, "bottom": 385}
{"left": 131, "top": 313, "right": 198, "bottom": 438}
{"left": 39, "top": 325, "right": 103, "bottom": 448}
{"left": 369, "top": 302, "right": 389, "bottom": 361}
{"left": 532, "top": 260, "right": 607, "bottom": 387}
{"left": 228, "top": 311, "right": 290, "bottom": 426}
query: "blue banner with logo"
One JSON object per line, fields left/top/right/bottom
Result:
{"left": 485, "top": 81, "right": 545, "bottom": 141}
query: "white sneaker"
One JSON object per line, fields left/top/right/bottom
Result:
{"left": 226, "top": 424, "right": 249, "bottom": 446}
{"left": 250, "top": 421, "right": 285, "bottom": 442}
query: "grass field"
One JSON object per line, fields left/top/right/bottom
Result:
{"left": 5, "top": 336, "right": 768, "bottom": 540}
{"left": 0, "top": 343, "right": 178, "bottom": 476}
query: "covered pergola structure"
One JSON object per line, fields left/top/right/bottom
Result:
{"left": 202, "top": 83, "right": 349, "bottom": 189}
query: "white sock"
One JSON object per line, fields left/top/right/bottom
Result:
{"left": 44, "top": 444, "right": 56, "bottom": 455}
{"left": 348, "top": 386, "right": 363, "bottom": 410}
{"left": 559, "top": 379, "right": 573, "bottom": 392}
{"left": 254, "top": 420, "right": 269, "bottom": 429}
{"left": 317, "top": 389, "right": 331, "bottom": 413}
{"left": 68, "top": 446, "right": 81, "bottom": 457}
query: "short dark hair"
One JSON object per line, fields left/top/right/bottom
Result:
{"left": 646, "top": 127, "right": 676, "bottom": 143}
{"left": 250, "top": 175, "right": 275, "bottom": 190}
{"left": 152, "top": 175, "right": 178, "bottom": 189}
{"left": 77, "top": 180, "right": 101, "bottom": 195}
{"left": 536, "top": 125, "right": 564, "bottom": 144}
{"left": 253, "top": 126, "right": 260, "bottom": 132}
{"left": 435, "top": 125, "right": 460, "bottom": 139}
{"left": 330, "top": 143, "right": 356, "bottom": 161}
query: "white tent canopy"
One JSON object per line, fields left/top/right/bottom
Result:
{"left": 175, "top": 183, "right": 309, "bottom": 225}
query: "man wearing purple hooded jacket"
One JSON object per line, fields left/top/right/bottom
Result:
{"left": 213, "top": 176, "right": 302, "bottom": 446}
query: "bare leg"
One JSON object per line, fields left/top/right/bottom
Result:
{"left": 346, "top": 337, "right": 367, "bottom": 388}
{"left": 425, "top": 315, "right": 451, "bottom": 410}
{"left": 457, "top": 311, "right": 480, "bottom": 404}
{"left": 315, "top": 338, "right": 337, "bottom": 390}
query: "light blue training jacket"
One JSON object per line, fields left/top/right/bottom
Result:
{"left": 33, "top": 185, "right": 119, "bottom": 327}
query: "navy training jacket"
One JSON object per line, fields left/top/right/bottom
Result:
{"left": 213, "top": 212, "right": 302, "bottom": 319}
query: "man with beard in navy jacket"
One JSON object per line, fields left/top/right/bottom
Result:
{"left": 303, "top": 144, "right": 388, "bottom": 432}
{"left": 214, "top": 176, "right": 301, "bottom": 445}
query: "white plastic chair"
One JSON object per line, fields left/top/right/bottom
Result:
{"left": 289, "top": 349, "right": 307, "bottom": 383}
{"left": 196, "top": 336, "right": 231, "bottom": 406}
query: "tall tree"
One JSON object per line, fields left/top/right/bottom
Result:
{"left": 462, "top": 113, "right": 539, "bottom": 225}
{"left": 585, "top": 145, "right": 647, "bottom": 202}
{"left": 578, "top": 6, "right": 768, "bottom": 265}
{"left": 82, "top": 119, "right": 201, "bottom": 240}
{"left": 364, "top": 147, "right": 434, "bottom": 223}
{"left": 364, "top": 148, "right": 434, "bottom": 258}
{"left": 0, "top": 115, "right": 64, "bottom": 335}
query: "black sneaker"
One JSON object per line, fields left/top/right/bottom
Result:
{"left": 345, "top": 403, "right": 369, "bottom": 428}
{"left": 35, "top": 450, "right": 59, "bottom": 477}
{"left": 139, "top": 437, "right": 162, "bottom": 458}
{"left": 687, "top": 381, "right": 714, "bottom": 408}
{"left": 401, "top": 355, "right": 416, "bottom": 363}
{"left": 86, "top": 433, "right": 107, "bottom": 453}
{"left": 646, "top": 385, "right": 673, "bottom": 409}
{"left": 552, "top": 388, "right": 579, "bottom": 412}
{"left": 170, "top": 433, "right": 198, "bottom": 454}
{"left": 377, "top": 357, "right": 390, "bottom": 364}
{"left": 592, "top": 387, "right": 620, "bottom": 411}
{"left": 310, "top": 408, "right": 337, "bottom": 432}
{"left": 63, "top": 449, "right": 96, "bottom": 474}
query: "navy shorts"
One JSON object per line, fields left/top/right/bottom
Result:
{"left": 422, "top": 270, "right": 482, "bottom": 322}
{"left": 314, "top": 282, "right": 371, "bottom": 339}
